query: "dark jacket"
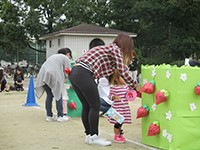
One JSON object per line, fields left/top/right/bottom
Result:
{"left": 128, "top": 57, "right": 139, "bottom": 71}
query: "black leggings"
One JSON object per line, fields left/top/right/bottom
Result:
{"left": 69, "top": 66, "right": 100, "bottom": 135}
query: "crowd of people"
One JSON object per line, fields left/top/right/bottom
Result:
{"left": 1, "top": 33, "right": 141, "bottom": 146}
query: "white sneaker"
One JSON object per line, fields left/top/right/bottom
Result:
{"left": 88, "top": 134, "right": 111, "bottom": 146}
{"left": 85, "top": 134, "right": 90, "bottom": 144}
{"left": 46, "top": 116, "right": 56, "bottom": 122}
{"left": 57, "top": 116, "right": 70, "bottom": 122}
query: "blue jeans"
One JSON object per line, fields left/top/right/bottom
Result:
{"left": 43, "top": 84, "right": 63, "bottom": 117}
{"left": 0, "top": 79, "right": 7, "bottom": 91}
{"left": 99, "top": 98, "right": 111, "bottom": 113}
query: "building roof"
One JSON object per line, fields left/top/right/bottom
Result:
{"left": 39, "top": 23, "right": 137, "bottom": 40}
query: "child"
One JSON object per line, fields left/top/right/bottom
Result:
{"left": 108, "top": 69, "right": 132, "bottom": 143}
{"left": 62, "top": 82, "right": 70, "bottom": 117}
{"left": 0, "top": 67, "right": 9, "bottom": 92}
{"left": 98, "top": 77, "right": 113, "bottom": 116}
{"left": 14, "top": 67, "right": 24, "bottom": 91}
{"left": 58, "top": 47, "right": 72, "bottom": 119}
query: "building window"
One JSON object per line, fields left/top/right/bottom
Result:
{"left": 49, "top": 40, "right": 52, "bottom": 48}
{"left": 58, "top": 39, "right": 60, "bottom": 46}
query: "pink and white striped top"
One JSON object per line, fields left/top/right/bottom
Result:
{"left": 108, "top": 85, "right": 132, "bottom": 124}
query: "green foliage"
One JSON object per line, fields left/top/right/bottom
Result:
{"left": 0, "top": 0, "right": 27, "bottom": 56}
{"left": 0, "top": 0, "right": 200, "bottom": 65}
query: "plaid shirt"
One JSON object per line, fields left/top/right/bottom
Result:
{"left": 76, "top": 43, "right": 136, "bottom": 88}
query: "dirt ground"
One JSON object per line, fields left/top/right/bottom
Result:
{"left": 0, "top": 78, "right": 158, "bottom": 150}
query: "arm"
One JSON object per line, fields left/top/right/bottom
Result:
{"left": 109, "top": 86, "right": 120, "bottom": 101}
{"left": 111, "top": 45, "right": 140, "bottom": 90}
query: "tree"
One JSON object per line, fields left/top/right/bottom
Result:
{"left": 0, "top": 0, "right": 27, "bottom": 62}
{"left": 108, "top": 0, "right": 136, "bottom": 31}
{"left": 132, "top": 0, "right": 200, "bottom": 64}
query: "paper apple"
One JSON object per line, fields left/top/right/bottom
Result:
{"left": 140, "top": 80, "right": 155, "bottom": 94}
{"left": 155, "top": 89, "right": 169, "bottom": 105}
{"left": 68, "top": 101, "right": 76, "bottom": 110}
{"left": 65, "top": 68, "right": 71, "bottom": 75}
{"left": 194, "top": 82, "right": 200, "bottom": 95}
{"left": 148, "top": 121, "right": 160, "bottom": 136}
{"left": 126, "top": 90, "right": 137, "bottom": 101}
{"left": 136, "top": 104, "right": 150, "bottom": 119}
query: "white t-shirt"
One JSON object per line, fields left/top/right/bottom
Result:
{"left": 97, "top": 77, "right": 113, "bottom": 105}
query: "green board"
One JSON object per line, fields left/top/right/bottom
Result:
{"left": 66, "top": 60, "right": 82, "bottom": 117}
{"left": 141, "top": 64, "right": 200, "bottom": 150}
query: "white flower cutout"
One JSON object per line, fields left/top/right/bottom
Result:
{"left": 167, "top": 134, "right": 173, "bottom": 143}
{"left": 166, "top": 70, "right": 171, "bottom": 78}
{"left": 143, "top": 79, "right": 148, "bottom": 84}
{"left": 180, "top": 73, "right": 187, "bottom": 82}
{"left": 162, "top": 129, "right": 168, "bottom": 138}
{"left": 190, "top": 103, "right": 197, "bottom": 111}
{"left": 152, "top": 68, "right": 156, "bottom": 78}
{"left": 152, "top": 103, "right": 157, "bottom": 111}
{"left": 166, "top": 111, "right": 172, "bottom": 120}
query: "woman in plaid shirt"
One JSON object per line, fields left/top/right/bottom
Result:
{"left": 69, "top": 33, "right": 140, "bottom": 146}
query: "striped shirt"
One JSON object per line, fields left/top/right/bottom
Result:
{"left": 108, "top": 85, "right": 132, "bottom": 124}
{"left": 76, "top": 43, "right": 136, "bottom": 88}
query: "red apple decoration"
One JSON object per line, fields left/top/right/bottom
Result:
{"left": 68, "top": 101, "right": 76, "bottom": 110}
{"left": 65, "top": 68, "right": 71, "bottom": 75}
{"left": 148, "top": 121, "right": 160, "bottom": 136}
{"left": 155, "top": 89, "right": 169, "bottom": 105}
{"left": 140, "top": 80, "right": 155, "bottom": 94}
{"left": 136, "top": 104, "right": 150, "bottom": 119}
{"left": 194, "top": 82, "right": 200, "bottom": 95}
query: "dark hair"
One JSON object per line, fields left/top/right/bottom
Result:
{"left": 89, "top": 38, "right": 105, "bottom": 49}
{"left": 58, "top": 47, "right": 72, "bottom": 59}
{"left": 113, "top": 33, "right": 134, "bottom": 65}
{"left": 17, "top": 67, "right": 22, "bottom": 72}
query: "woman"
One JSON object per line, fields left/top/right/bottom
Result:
{"left": 35, "top": 48, "right": 72, "bottom": 122}
{"left": 69, "top": 33, "right": 140, "bottom": 146}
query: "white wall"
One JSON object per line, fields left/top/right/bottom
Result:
{"left": 46, "top": 35, "right": 115, "bottom": 60}
{"left": 46, "top": 36, "right": 65, "bottom": 58}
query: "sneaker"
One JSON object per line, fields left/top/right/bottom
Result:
{"left": 57, "top": 116, "right": 70, "bottom": 122}
{"left": 114, "top": 134, "right": 126, "bottom": 143}
{"left": 88, "top": 134, "right": 111, "bottom": 146}
{"left": 85, "top": 134, "right": 90, "bottom": 144}
{"left": 46, "top": 116, "right": 55, "bottom": 122}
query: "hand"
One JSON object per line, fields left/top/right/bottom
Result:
{"left": 112, "top": 95, "right": 120, "bottom": 101}
{"left": 135, "top": 84, "right": 141, "bottom": 92}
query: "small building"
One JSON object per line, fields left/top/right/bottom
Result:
{"left": 39, "top": 23, "right": 137, "bottom": 60}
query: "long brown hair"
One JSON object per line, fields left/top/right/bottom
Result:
{"left": 132, "top": 49, "right": 139, "bottom": 60}
{"left": 109, "top": 69, "right": 125, "bottom": 86}
{"left": 113, "top": 33, "right": 134, "bottom": 65}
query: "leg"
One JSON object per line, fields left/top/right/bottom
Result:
{"left": 70, "top": 83, "right": 90, "bottom": 135}
{"left": 99, "top": 98, "right": 111, "bottom": 113}
{"left": 69, "top": 66, "right": 100, "bottom": 135}
{"left": 43, "top": 84, "right": 54, "bottom": 117}
{"left": 114, "top": 123, "right": 125, "bottom": 143}
{"left": 1, "top": 79, "right": 6, "bottom": 91}
{"left": 62, "top": 99, "right": 67, "bottom": 115}
{"left": 56, "top": 96, "right": 63, "bottom": 117}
